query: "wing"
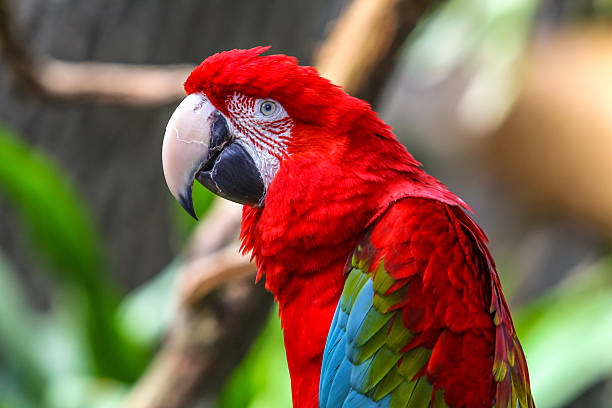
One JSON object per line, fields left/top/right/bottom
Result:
{"left": 319, "top": 198, "right": 534, "bottom": 408}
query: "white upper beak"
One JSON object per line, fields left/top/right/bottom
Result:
{"left": 161, "top": 93, "right": 216, "bottom": 218}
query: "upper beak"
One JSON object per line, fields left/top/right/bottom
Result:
{"left": 162, "top": 93, "right": 265, "bottom": 219}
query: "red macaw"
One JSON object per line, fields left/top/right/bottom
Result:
{"left": 161, "top": 47, "right": 534, "bottom": 408}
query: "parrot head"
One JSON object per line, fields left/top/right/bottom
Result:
{"left": 162, "top": 46, "right": 372, "bottom": 219}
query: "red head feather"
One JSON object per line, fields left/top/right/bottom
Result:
{"left": 184, "top": 47, "right": 369, "bottom": 132}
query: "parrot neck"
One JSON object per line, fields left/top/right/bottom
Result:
{"left": 239, "top": 112, "right": 467, "bottom": 408}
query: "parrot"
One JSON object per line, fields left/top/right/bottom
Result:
{"left": 161, "top": 47, "right": 534, "bottom": 408}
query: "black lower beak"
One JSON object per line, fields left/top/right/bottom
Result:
{"left": 197, "top": 142, "right": 265, "bottom": 206}
{"left": 195, "top": 113, "right": 265, "bottom": 208}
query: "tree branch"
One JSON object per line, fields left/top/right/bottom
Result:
{"left": 35, "top": 59, "right": 193, "bottom": 105}
{"left": 122, "top": 277, "right": 273, "bottom": 408}
{"left": 0, "top": 0, "right": 191, "bottom": 106}
{"left": 0, "top": 0, "right": 437, "bottom": 107}
{"left": 0, "top": 0, "right": 41, "bottom": 92}
{"left": 314, "top": 0, "right": 439, "bottom": 103}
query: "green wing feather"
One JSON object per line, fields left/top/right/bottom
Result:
{"left": 332, "top": 245, "right": 449, "bottom": 408}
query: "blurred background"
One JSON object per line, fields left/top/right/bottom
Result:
{"left": 0, "top": 0, "right": 611, "bottom": 407}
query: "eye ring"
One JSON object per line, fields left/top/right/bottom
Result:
{"left": 260, "top": 100, "right": 277, "bottom": 116}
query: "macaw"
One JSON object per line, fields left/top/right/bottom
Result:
{"left": 161, "top": 47, "right": 534, "bottom": 408}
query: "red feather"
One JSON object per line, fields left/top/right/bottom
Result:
{"left": 366, "top": 198, "right": 497, "bottom": 407}
{"left": 188, "top": 48, "right": 532, "bottom": 408}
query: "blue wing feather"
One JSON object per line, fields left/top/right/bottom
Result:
{"left": 320, "top": 298, "right": 351, "bottom": 407}
{"left": 319, "top": 247, "right": 441, "bottom": 408}
{"left": 320, "top": 267, "right": 395, "bottom": 408}
{"left": 342, "top": 390, "right": 391, "bottom": 408}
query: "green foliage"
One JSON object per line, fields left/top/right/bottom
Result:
{"left": 218, "top": 307, "right": 291, "bottom": 408}
{"left": 43, "top": 376, "right": 127, "bottom": 408}
{"left": 0, "top": 252, "right": 44, "bottom": 406}
{"left": 0, "top": 126, "right": 111, "bottom": 293}
{"left": 116, "top": 260, "right": 179, "bottom": 347}
{"left": 515, "top": 257, "right": 612, "bottom": 408}
{"left": 405, "top": 0, "right": 539, "bottom": 134}
{"left": 0, "top": 125, "right": 152, "bottom": 406}
{"left": 408, "top": 0, "right": 537, "bottom": 77}
{"left": 595, "top": 0, "right": 612, "bottom": 12}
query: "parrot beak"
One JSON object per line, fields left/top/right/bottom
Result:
{"left": 162, "top": 93, "right": 265, "bottom": 219}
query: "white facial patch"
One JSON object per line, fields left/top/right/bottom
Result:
{"left": 225, "top": 93, "right": 294, "bottom": 188}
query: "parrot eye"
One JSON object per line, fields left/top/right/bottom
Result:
{"left": 260, "top": 100, "right": 277, "bottom": 116}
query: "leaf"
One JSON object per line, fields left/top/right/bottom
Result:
{"left": 43, "top": 375, "right": 127, "bottom": 408}
{"left": 0, "top": 369, "right": 37, "bottom": 408}
{"left": 0, "top": 126, "right": 111, "bottom": 293}
{"left": 116, "top": 260, "right": 180, "bottom": 347}
{"left": 0, "top": 125, "right": 145, "bottom": 381}
{"left": 0, "top": 252, "right": 46, "bottom": 405}
{"left": 514, "top": 256, "right": 612, "bottom": 408}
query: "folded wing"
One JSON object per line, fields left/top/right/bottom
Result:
{"left": 319, "top": 198, "right": 534, "bottom": 408}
